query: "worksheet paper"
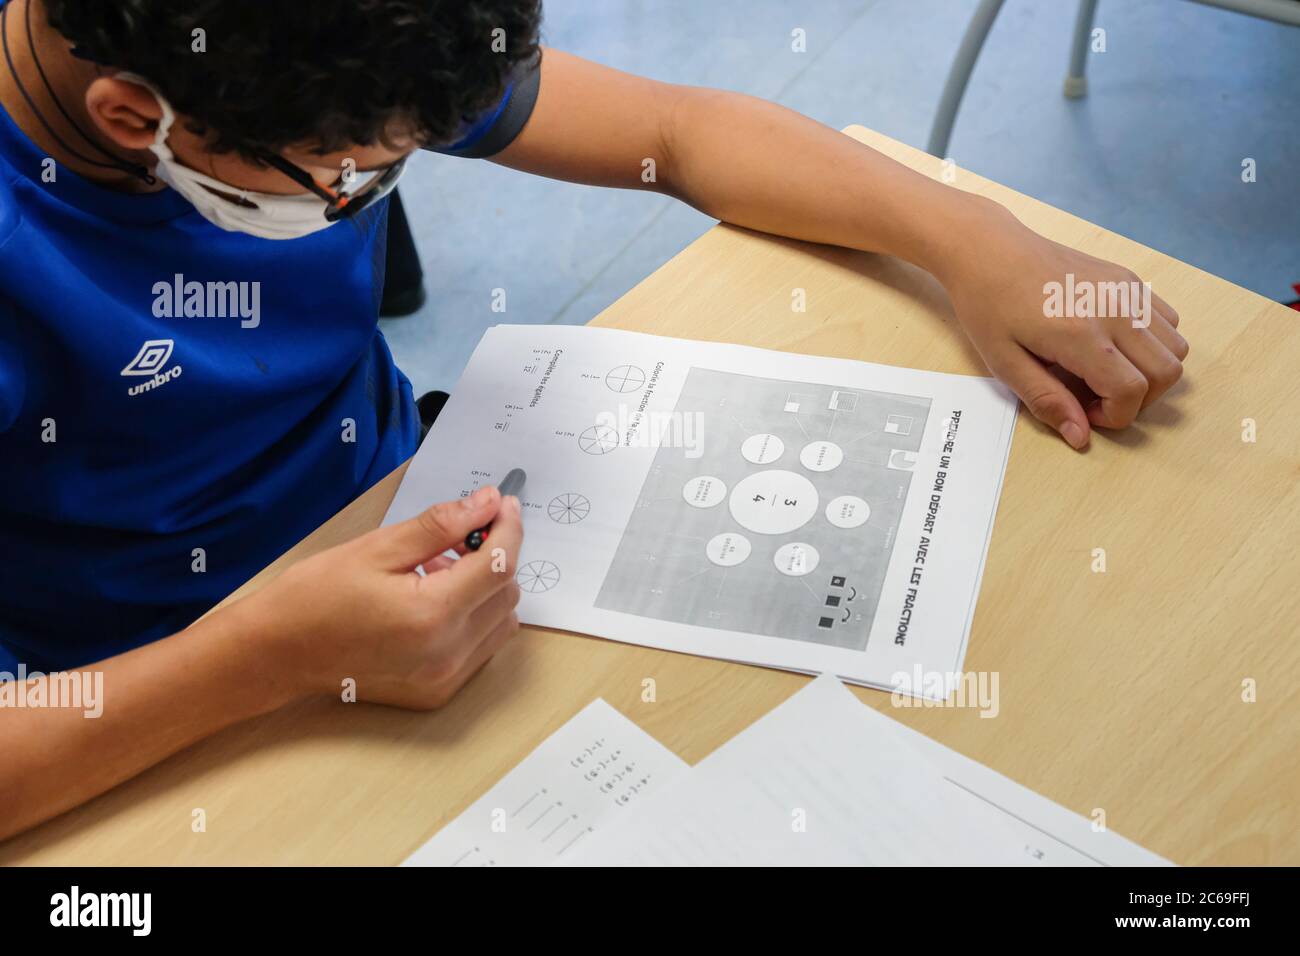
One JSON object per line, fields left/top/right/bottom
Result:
{"left": 384, "top": 325, "right": 1018, "bottom": 698}
{"left": 566, "top": 676, "right": 1171, "bottom": 867}
{"left": 403, "top": 699, "right": 686, "bottom": 866}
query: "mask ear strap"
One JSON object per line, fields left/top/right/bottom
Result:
{"left": 0, "top": 2, "right": 154, "bottom": 185}
{"left": 113, "top": 72, "right": 175, "bottom": 154}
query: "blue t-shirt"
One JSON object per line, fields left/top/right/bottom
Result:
{"left": 0, "top": 53, "right": 540, "bottom": 672}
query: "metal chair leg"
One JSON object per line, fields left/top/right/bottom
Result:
{"left": 926, "top": 0, "right": 1006, "bottom": 157}
{"left": 1065, "top": 0, "right": 1101, "bottom": 98}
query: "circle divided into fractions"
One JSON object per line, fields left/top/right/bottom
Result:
{"left": 548, "top": 493, "right": 591, "bottom": 524}
{"left": 604, "top": 365, "right": 646, "bottom": 393}
{"left": 578, "top": 424, "right": 620, "bottom": 455}
{"left": 517, "top": 560, "right": 561, "bottom": 593}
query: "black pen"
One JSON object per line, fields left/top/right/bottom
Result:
{"left": 464, "top": 467, "right": 526, "bottom": 551}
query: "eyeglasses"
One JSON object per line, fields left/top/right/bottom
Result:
{"left": 257, "top": 151, "right": 408, "bottom": 222}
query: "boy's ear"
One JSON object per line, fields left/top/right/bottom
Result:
{"left": 83, "top": 75, "right": 163, "bottom": 150}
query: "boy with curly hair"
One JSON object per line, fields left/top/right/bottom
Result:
{"left": 0, "top": 0, "right": 1184, "bottom": 836}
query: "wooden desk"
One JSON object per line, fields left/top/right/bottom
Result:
{"left": 4, "top": 127, "right": 1296, "bottom": 866}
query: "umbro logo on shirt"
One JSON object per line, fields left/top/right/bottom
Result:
{"left": 121, "top": 339, "right": 183, "bottom": 396}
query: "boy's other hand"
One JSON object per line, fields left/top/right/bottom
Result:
{"left": 941, "top": 203, "right": 1187, "bottom": 450}
{"left": 248, "top": 486, "right": 523, "bottom": 710}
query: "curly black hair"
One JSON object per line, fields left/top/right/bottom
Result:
{"left": 44, "top": 0, "right": 542, "bottom": 159}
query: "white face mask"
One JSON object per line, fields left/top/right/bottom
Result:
{"left": 119, "top": 73, "right": 403, "bottom": 241}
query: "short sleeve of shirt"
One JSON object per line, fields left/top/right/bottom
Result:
{"left": 428, "top": 50, "right": 542, "bottom": 159}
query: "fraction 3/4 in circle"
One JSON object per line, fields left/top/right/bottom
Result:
{"left": 517, "top": 560, "right": 561, "bottom": 593}
{"left": 605, "top": 365, "right": 646, "bottom": 393}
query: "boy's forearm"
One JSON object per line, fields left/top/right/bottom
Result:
{"left": 500, "top": 50, "right": 1184, "bottom": 450}
{"left": 497, "top": 49, "right": 1003, "bottom": 288}
{"left": 657, "top": 87, "right": 1007, "bottom": 288}
{"left": 0, "top": 598, "right": 304, "bottom": 841}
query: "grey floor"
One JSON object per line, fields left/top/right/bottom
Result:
{"left": 382, "top": 0, "right": 1300, "bottom": 396}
